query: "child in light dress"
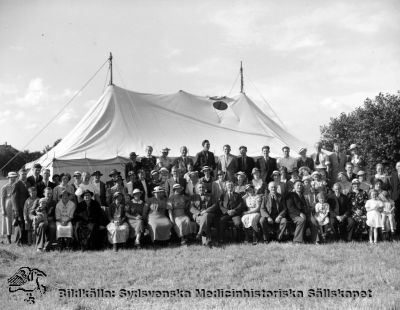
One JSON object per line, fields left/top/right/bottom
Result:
{"left": 365, "top": 190, "right": 384, "bottom": 244}
{"left": 311, "top": 171, "right": 327, "bottom": 194}
{"left": 379, "top": 191, "right": 395, "bottom": 234}
{"left": 314, "top": 192, "right": 330, "bottom": 243}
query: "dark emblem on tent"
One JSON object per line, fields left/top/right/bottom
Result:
{"left": 7, "top": 267, "right": 47, "bottom": 304}
{"left": 212, "top": 100, "right": 228, "bottom": 111}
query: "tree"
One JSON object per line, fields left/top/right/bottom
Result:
{"left": 320, "top": 91, "right": 400, "bottom": 174}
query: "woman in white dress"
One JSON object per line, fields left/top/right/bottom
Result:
{"left": 241, "top": 184, "right": 262, "bottom": 245}
{"left": 55, "top": 190, "right": 76, "bottom": 249}
{"left": 1, "top": 172, "right": 18, "bottom": 243}
{"left": 107, "top": 191, "right": 130, "bottom": 251}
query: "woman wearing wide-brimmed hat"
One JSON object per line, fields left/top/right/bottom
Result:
{"left": 144, "top": 186, "right": 172, "bottom": 244}
{"left": 107, "top": 175, "right": 128, "bottom": 206}
{"left": 55, "top": 190, "right": 76, "bottom": 250}
{"left": 73, "top": 189, "right": 104, "bottom": 250}
{"left": 241, "top": 184, "right": 261, "bottom": 245}
{"left": 167, "top": 184, "right": 196, "bottom": 245}
{"left": 107, "top": 191, "right": 130, "bottom": 251}
{"left": 125, "top": 188, "right": 145, "bottom": 247}
{"left": 1, "top": 172, "right": 18, "bottom": 244}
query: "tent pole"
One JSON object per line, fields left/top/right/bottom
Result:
{"left": 240, "top": 61, "right": 244, "bottom": 93}
{"left": 109, "top": 52, "right": 113, "bottom": 86}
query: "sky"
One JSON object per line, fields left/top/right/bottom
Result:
{"left": 0, "top": 0, "right": 399, "bottom": 153}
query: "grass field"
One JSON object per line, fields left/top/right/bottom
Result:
{"left": 1, "top": 240, "right": 400, "bottom": 310}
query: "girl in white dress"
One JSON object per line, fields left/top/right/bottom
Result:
{"left": 365, "top": 190, "right": 384, "bottom": 244}
{"left": 314, "top": 192, "right": 330, "bottom": 243}
{"left": 241, "top": 185, "right": 261, "bottom": 245}
{"left": 55, "top": 190, "right": 76, "bottom": 249}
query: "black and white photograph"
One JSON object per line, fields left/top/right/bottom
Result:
{"left": 0, "top": 0, "right": 399, "bottom": 309}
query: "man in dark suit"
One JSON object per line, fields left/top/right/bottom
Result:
{"left": 194, "top": 140, "right": 216, "bottom": 176}
{"left": 237, "top": 145, "right": 255, "bottom": 181}
{"left": 164, "top": 166, "right": 187, "bottom": 197}
{"left": 344, "top": 162, "right": 357, "bottom": 182}
{"left": 133, "top": 169, "right": 151, "bottom": 201}
{"left": 91, "top": 171, "right": 107, "bottom": 206}
{"left": 106, "top": 169, "right": 121, "bottom": 189}
{"left": 36, "top": 169, "right": 56, "bottom": 198}
{"left": 260, "top": 182, "right": 287, "bottom": 242}
{"left": 27, "top": 163, "right": 43, "bottom": 196}
{"left": 286, "top": 180, "right": 318, "bottom": 243}
{"left": 256, "top": 145, "right": 277, "bottom": 184}
{"left": 190, "top": 183, "right": 219, "bottom": 247}
{"left": 11, "top": 169, "right": 30, "bottom": 245}
{"left": 218, "top": 181, "right": 245, "bottom": 243}
{"left": 327, "top": 182, "right": 355, "bottom": 241}
{"left": 390, "top": 162, "right": 400, "bottom": 235}
{"left": 124, "top": 152, "right": 142, "bottom": 180}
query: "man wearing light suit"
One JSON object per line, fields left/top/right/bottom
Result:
{"left": 217, "top": 145, "right": 238, "bottom": 182}
{"left": 260, "top": 182, "right": 287, "bottom": 242}
{"left": 256, "top": 145, "right": 277, "bottom": 184}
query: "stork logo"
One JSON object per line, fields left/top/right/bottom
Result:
{"left": 7, "top": 267, "right": 47, "bottom": 304}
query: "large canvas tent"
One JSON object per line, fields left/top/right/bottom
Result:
{"left": 27, "top": 84, "right": 307, "bottom": 176}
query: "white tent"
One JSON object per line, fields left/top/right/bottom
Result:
{"left": 27, "top": 84, "right": 308, "bottom": 176}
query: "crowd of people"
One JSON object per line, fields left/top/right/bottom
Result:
{"left": 1, "top": 139, "right": 399, "bottom": 252}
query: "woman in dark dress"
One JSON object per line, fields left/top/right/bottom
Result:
{"left": 74, "top": 189, "right": 105, "bottom": 250}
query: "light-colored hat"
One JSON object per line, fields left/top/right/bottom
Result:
{"left": 351, "top": 179, "right": 360, "bottom": 184}
{"left": 151, "top": 170, "right": 159, "bottom": 175}
{"left": 161, "top": 147, "right": 170, "bottom": 152}
{"left": 113, "top": 191, "right": 123, "bottom": 199}
{"left": 298, "top": 148, "right": 307, "bottom": 154}
{"left": 311, "top": 171, "right": 321, "bottom": 177}
{"left": 271, "top": 170, "right": 280, "bottom": 176}
{"left": 235, "top": 171, "right": 246, "bottom": 177}
{"left": 159, "top": 167, "right": 169, "bottom": 173}
{"left": 132, "top": 188, "right": 142, "bottom": 195}
{"left": 251, "top": 167, "right": 260, "bottom": 174}
{"left": 349, "top": 143, "right": 358, "bottom": 150}
{"left": 152, "top": 186, "right": 165, "bottom": 193}
{"left": 245, "top": 184, "right": 254, "bottom": 191}
{"left": 73, "top": 171, "right": 82, "bottom": 176}
{"left": 7, "top": 172, "right": 18, "bottom": 178}
{"left": 357, "top": 170, "right": 366, "bottom": 176}
{"left": 202, "top": 166, "right": 211, "bottom": 172}
{"left": 173, "top": 184, "right": 183, "bottom": 190}
{"left": 302, "top": 175, "right": 312, "bottom": 182}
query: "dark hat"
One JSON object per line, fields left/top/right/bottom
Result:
{"left": 33, "top": 163, "right": 42, "bottom": 169}
{"left": 129, "top": 152, "right": 137, "bottom": 157}
{"left": 91, "top": 170, "right": 103, "bottom": 176}
{"left": 109, "top": 169, "right": 121, "bottom": 177}
{"left": 81, "top": 189, "right": 94, "bottom": 198}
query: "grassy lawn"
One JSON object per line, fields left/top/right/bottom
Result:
{"left": 1, "top": 240, "right": 399, "bottom": 310}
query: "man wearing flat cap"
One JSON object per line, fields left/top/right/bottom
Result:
{"left": 106, "top": 169, "right": 121, "bottom": 189}
{"left": 125, "top": 152, "right": 142, "bottom": 180}
{"left": 237, "top": 146, "right": 255, "bottom": 181}
{"left": 91, "top": 171, "right": 107, "bottom": 207}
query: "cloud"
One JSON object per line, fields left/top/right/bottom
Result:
{"left": 14, "top": 111, "right": 26, "bottom": 120}
{"left": 8, "top": 45, "right": 24, "bottom": 52}
{"left": 0, "top": 110, "right": 12, "bottom": 123}
{"left": 0, "top": 83, "right": 18, "bottom": 97}
{"left": 15, "top": 78, "right": 49, "bottom": 108}
{"left": 165, "top": 48, "right": 183, "bottom": 59}
{"left": 24, "top": 123, "right": 38, "bottom": 130}
{"left": 54, "top": 107, "right": 78, "bottom": 124}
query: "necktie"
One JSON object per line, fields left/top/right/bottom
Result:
{"left": 315, "top": 152, "right": 320, "bottom": 165}
{"left": 242, "top": 157, "right": 246, "bottom": 170}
